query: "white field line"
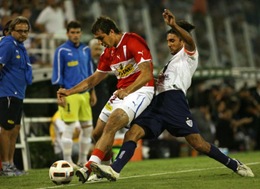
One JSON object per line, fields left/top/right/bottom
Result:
{"left": 36, "top": 162, "right": 260, "bottom": 189}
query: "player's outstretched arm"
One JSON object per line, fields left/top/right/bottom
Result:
{"left": 57, "top": 71, "right": 107, "bottom": 97}
{"left": 162, "top": 9, "right": 195, "bottom": 52}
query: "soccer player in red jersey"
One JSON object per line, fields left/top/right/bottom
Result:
{"left": 57, "top": 16, "right": 155, "bottom": 183}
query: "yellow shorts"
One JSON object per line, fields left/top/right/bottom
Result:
{"left": 59, "top": 92, "right": 92, "bottom": 123}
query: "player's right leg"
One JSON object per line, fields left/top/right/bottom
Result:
{"left": 91, "top": 124, "right": 146, "bottom": 181}
{"left": 185, "top": 133, "right": 254, "bottom": 177}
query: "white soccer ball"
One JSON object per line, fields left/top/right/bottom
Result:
{"left": 49, "top": 160, "right": 74, "bottom": 185}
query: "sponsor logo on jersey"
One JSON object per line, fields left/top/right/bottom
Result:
{"left": 67, "top": 61, "right": 78, "bottom": 67}
{"left": 117, "top": 63, "right": 134, "bottom": 77}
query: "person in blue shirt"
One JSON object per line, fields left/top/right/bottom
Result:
{"left": 0, "top": 16, "right": 32, "bottom": 176}
{"left": 52, "top": 20, "right": 97, "bottom": 168}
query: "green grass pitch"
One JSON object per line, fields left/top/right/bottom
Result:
{"left": 1, "top": 151, "right": 259, "bottom": 189}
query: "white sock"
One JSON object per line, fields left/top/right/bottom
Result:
{"left": 78, "top": 126, "right": 93, "bottom": 164}
{"left": 61, "top": 123, "right": 74, "bottom": 163}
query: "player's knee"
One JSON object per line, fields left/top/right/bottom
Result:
{"left": 124, "top": 128, "right": 143, "bottom": 143}
{"left": 0, "top": 121, "right": 16, "bottom": 130}
{"left": 192, "top": 142, "right": 204, "bottom": 152}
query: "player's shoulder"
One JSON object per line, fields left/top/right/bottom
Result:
{"left": 55, "top": 43, "right": 71, "bottom": 53}
{"left": 125, "top": 32, "right": 148, "bottom": 48}
{"left": 124, "top": 32, "right": 144, "bottom": 42}
{"left": 82, "top": 44, "right": 90, "bottom": 51}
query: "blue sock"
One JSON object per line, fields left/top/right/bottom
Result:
{"left": 207, "top": 144, "right": 237, "bottom": 172}
{"left": 111, "top": 141, "right": 137, "bottom": 173}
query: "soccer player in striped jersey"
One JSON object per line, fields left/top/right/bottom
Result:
{"left": 90, "top": 9, "right": 254, "bottom": 181}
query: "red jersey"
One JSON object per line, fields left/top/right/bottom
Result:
{"left": 97, "top": 32, "right": 154, "bottom": 89}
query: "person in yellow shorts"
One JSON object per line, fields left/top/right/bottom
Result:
{"left": 52, "top": 21, "right": 96, "bottom": 168}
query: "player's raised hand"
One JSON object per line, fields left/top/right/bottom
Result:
{"left": 162, "top": 9, "right": 176, "bottom": 27}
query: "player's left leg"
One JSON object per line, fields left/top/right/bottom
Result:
{"left": 77, "top": 92, "right": 94, "bottom": 166}
{"left": 185, "top": 133, "right": 254, "bottom": 177}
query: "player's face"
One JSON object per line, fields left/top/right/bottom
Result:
{"left": 167, "top": 33, "right": 183, "bottom": 55}
{"left": 94, "top": 30, "right": 115, "bottom": 48}
{"left": 11, "top": 23, "right": 29, "bottom": 42}
{"left": 67, "top": 28, "right": 81, "bottom": 46}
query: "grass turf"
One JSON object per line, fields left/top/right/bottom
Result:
{"left": 1, "top": 151, "right": 259, "bottom": 189}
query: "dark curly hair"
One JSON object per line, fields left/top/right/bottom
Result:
{"left": 167, "top": 20, "right": 195, "bottom": 35}
{"left": 91, "top": 16, "right": 121, "bottom": 35}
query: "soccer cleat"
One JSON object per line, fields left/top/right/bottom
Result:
{"left": 234, "top": 159, "right": 254, "bottom": 177}
{"left": 88, "top": 174, "right": 104, "bottom": 182}
{"left": 90, "top": 162, "right": 119, "bottom": 181}
{"left": 9, "top": 164, "right": 28, "bottom": 176}
{"left": 75, "top": 167, "right": 91, "bottom": 183}
{"left": 1, "top": 166, "right": 18, "bottom": 176}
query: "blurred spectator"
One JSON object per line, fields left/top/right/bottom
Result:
{"left": 215, "top": 95, "right": 253, "bottom": 151}
{"left": 237, "top": 85, "right": 260, "bottom": 150}
{"left": 20, "top": 5, "right": 42, "bottom": 65}
{"left": 250, "top": 80, "right": 260, "bottom": 150}
{"left": 35, "top": 0, "right": 67, "bottom": 36}
{"left": 250, "top": 80, "right": 260, "bottom": 104}
{"left": 1, "top": 19, "right": 11, "bottom": 37}
{"left": 29, "top": 0, "right": 46, "bottom": 33}
{"left": 192, "top": 0, "right": 208, "bottom": 15}
{"left": 0, "top": 0, "right": 11, "bottom": 21}
{"left": 192, "top": 95, "right": 216, "bottom": 144}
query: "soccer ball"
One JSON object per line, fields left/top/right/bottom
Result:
{"left": 49, "top": 160, "right": 74, "bottom": 185}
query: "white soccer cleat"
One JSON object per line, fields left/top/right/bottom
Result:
{"left": 88, "top": 174, "right": 104, "bottom": 182}
{"left": 90, "top": 162, "right": 119, "bottom": 181}
{"left": 75, "top": 167, "right": 91, "bottom": 183}
{"left": 234, "top": 159, "right": 254, "bottom": 177}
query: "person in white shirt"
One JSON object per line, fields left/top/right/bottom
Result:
{"left": 90, "top": 9, "right": 255, "bottom": 181}
{"left": 35, "top": 0, "right": 66, "bottom": 35}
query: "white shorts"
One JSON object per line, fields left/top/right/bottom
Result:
{"left": 99, "top": 86, "right": 154, "bottom": 127}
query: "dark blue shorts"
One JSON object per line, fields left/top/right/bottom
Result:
{"left": 132, "top": 90, "right": 200, "bottom": 139}
{"left": 0, "top": 97, "right": 23, "bottom": 130}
